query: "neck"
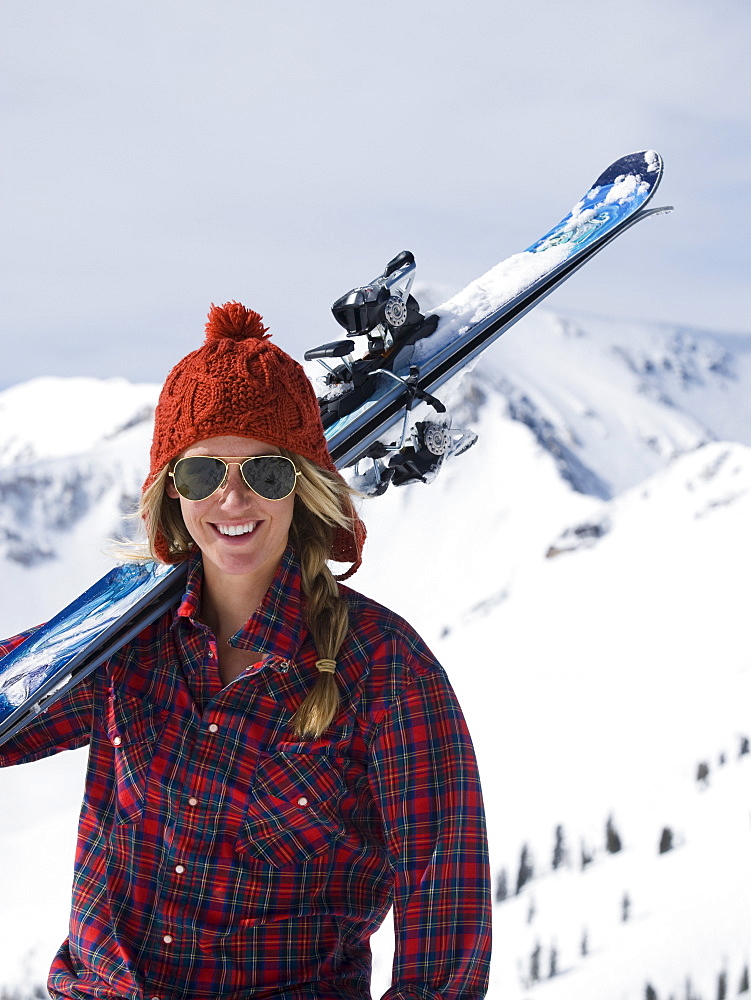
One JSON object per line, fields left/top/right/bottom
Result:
{"left": 200, "top": 558, "right": 280, "bottom": 643}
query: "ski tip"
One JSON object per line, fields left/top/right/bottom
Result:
{"left": 594, "top": 150, "right": 664, "bottom": 191}
{"left": 615, "top": 149, "right": 662, "bottom": 170}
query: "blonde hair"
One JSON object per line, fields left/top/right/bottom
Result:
{"left": 138, "top": 452, "right": 358, "bottom": 740}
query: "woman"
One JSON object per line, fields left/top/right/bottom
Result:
{"left": 0, "top": 302, "right": 491, "bottom": 1000}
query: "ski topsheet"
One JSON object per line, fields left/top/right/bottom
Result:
{"left": 0, "top": 150, "right": 669, "bottom": 749}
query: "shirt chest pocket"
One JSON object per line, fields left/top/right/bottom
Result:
{"left": 106, "top": 690, "right": 170, "bottom": 823}
{"left": 237, "top": 752, "right": 346, "bottom": 868}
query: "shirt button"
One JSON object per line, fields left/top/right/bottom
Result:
{"left": 188, "top": 796, "right": 198, "bottom": 807}
{"left": 208, "top": 651, "right": 214, "bottom": 658}
{"left": 297, "top": 796, "right": 309, "bottom": 807}
{"left": 112, "top": 736, "right": 122, "bottom": 746}
{"left": 175, "top": 864, "right": 185, "bottom": 874}
{"left": 163, "top": 934, "right": 173, "bottom": 944}
{"left": 208, "top": 723, "right": 219, "bottom": 733}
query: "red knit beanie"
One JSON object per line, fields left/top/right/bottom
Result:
{"left": 145, "top": 302, "right": 365, "bottom": 579}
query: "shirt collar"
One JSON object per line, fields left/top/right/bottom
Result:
{"left": 174, "top": 545, "right": 307, "bottom": 662}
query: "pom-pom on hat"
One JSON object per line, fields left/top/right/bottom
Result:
{"left": 145, "top": 302, "right": 365, "bottom": 578}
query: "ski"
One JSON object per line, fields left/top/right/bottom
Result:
{"left": 307, "top": 150, "right": 669, "bottom": 490}
{"left": 0, "top": 150, "right": 670, "bottom": 748}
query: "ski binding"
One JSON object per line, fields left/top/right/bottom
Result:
{"left": 305, "top": 253, "right": 476, "bottom": 495}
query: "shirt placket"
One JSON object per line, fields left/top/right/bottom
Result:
{"left": 146, "top": 618, "right": 233, "bottom": 966}
{"left": 146, "top": 636, "right": 294, "bottom": 971}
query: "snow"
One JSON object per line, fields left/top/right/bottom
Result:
{"left": 1, "top": 308, "right": 751, "bottom": 998}
{"left": 567, "top": 202, "right": 600, "bottom": 227}
{"left": 415, "top": 245, "right": 571, "bottom": 358}
{"left": 0, "top": 376, "right": 159, "bottom": 467}
{"left": 644, "top": 150, "right": 660, "bottom": 172}
{"left": 603, "top": 173, "right": 649, "bottom": 205}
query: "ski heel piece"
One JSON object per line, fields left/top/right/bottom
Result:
{"left": 351, "top": 414, "right": 478, "bottom": 496}
{"left": 386, "top": 420, "right": 478, "bottom": 488}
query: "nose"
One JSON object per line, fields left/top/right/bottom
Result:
{"left": 217, "top": 463, "right": 255, "bottom": 506}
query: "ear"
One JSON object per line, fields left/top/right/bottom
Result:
{"left": 166, "top": 476, "right": 180, "bottom": 500}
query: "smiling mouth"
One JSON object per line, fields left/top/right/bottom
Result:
{"left": 215, "top": 521, "right": 259, "bottom": 537}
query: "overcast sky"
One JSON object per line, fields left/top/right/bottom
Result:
{"left": 1, "top": 0, "right": 749, "bottom": 390}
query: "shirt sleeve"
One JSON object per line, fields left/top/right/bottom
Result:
{"left": 0, "top": 628, "right": 95, "bottom": 767}
{"left": 368, "top": 656, "right": 492, "bottom": 1000}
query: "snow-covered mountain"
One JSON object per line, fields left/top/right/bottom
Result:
{"left": 1, "top": 309, "right": 750, "bottom": 1000}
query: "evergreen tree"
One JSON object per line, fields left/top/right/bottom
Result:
{"left": 606, "top": 814, "right": 623, "bottom": 853}
{"left": 495, "top": 868, "right": 508, "bottom": 903}
{"left": 516, "top": 843, "right": 534, "bottom": 894}
{"left": 716, "top": 970, "right": 727, "bottom": 1000}
{"left": 580, "top": 839, "right": 594, "bottom": 870}
{"left": 529, "top": 942, "right": 541, "bottom": 983}
{"left": 549, "top": 945, "right": 558, "bottom": 978}
{"left": 552, "top": 824, "right": 566, "bottom": 869}
{"left": 659, "top": 827, "right": 674, "bottom": 854}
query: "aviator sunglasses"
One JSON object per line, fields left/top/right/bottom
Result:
{"left": 169, "top": 455, "right": 301, "bottom": 502}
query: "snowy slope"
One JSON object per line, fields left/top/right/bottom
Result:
{"left": 1, "top": 310, "right": 750, "bottom": 999}
{"left": 470, "top": 309, "right": 751, "bottom": 497}
{"left": 0, "top": 379, "right": 158, "bottom": 626}
{"left": 0, "top": 376, "right": 159, "bottom": 467}
{"left": 442, "top": 440, "right": 751, "bottom": 1000}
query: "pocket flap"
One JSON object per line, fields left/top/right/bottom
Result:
{"left": 238, "top": 752, "right": 345, "bottom": 867}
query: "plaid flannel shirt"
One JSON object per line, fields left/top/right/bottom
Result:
{"left": 0, "top": 548, "right": 491, "bottom": 1000}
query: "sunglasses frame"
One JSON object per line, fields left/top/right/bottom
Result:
{"left": 169, "top": 455, "right": 301, "bottom": 502}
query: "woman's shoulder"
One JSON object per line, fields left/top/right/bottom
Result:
{"left": 338, "top": 583, "right": 441, "bottom": 679}
{"left": 339, "top": 582, "right": 393, "bottom": 618}
{"left": 339, "top": 582, "right": 417, "bottom": 634}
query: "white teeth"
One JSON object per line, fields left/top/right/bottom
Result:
{"left": 217, "top": 522, "right": 257, "bottom": 537}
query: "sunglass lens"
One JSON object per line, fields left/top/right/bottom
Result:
{"left": 242, "top": 456, "right": 296, "bottom": 500}
{"left": 173, "top": 457, "right": 226, "bottom": 500}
